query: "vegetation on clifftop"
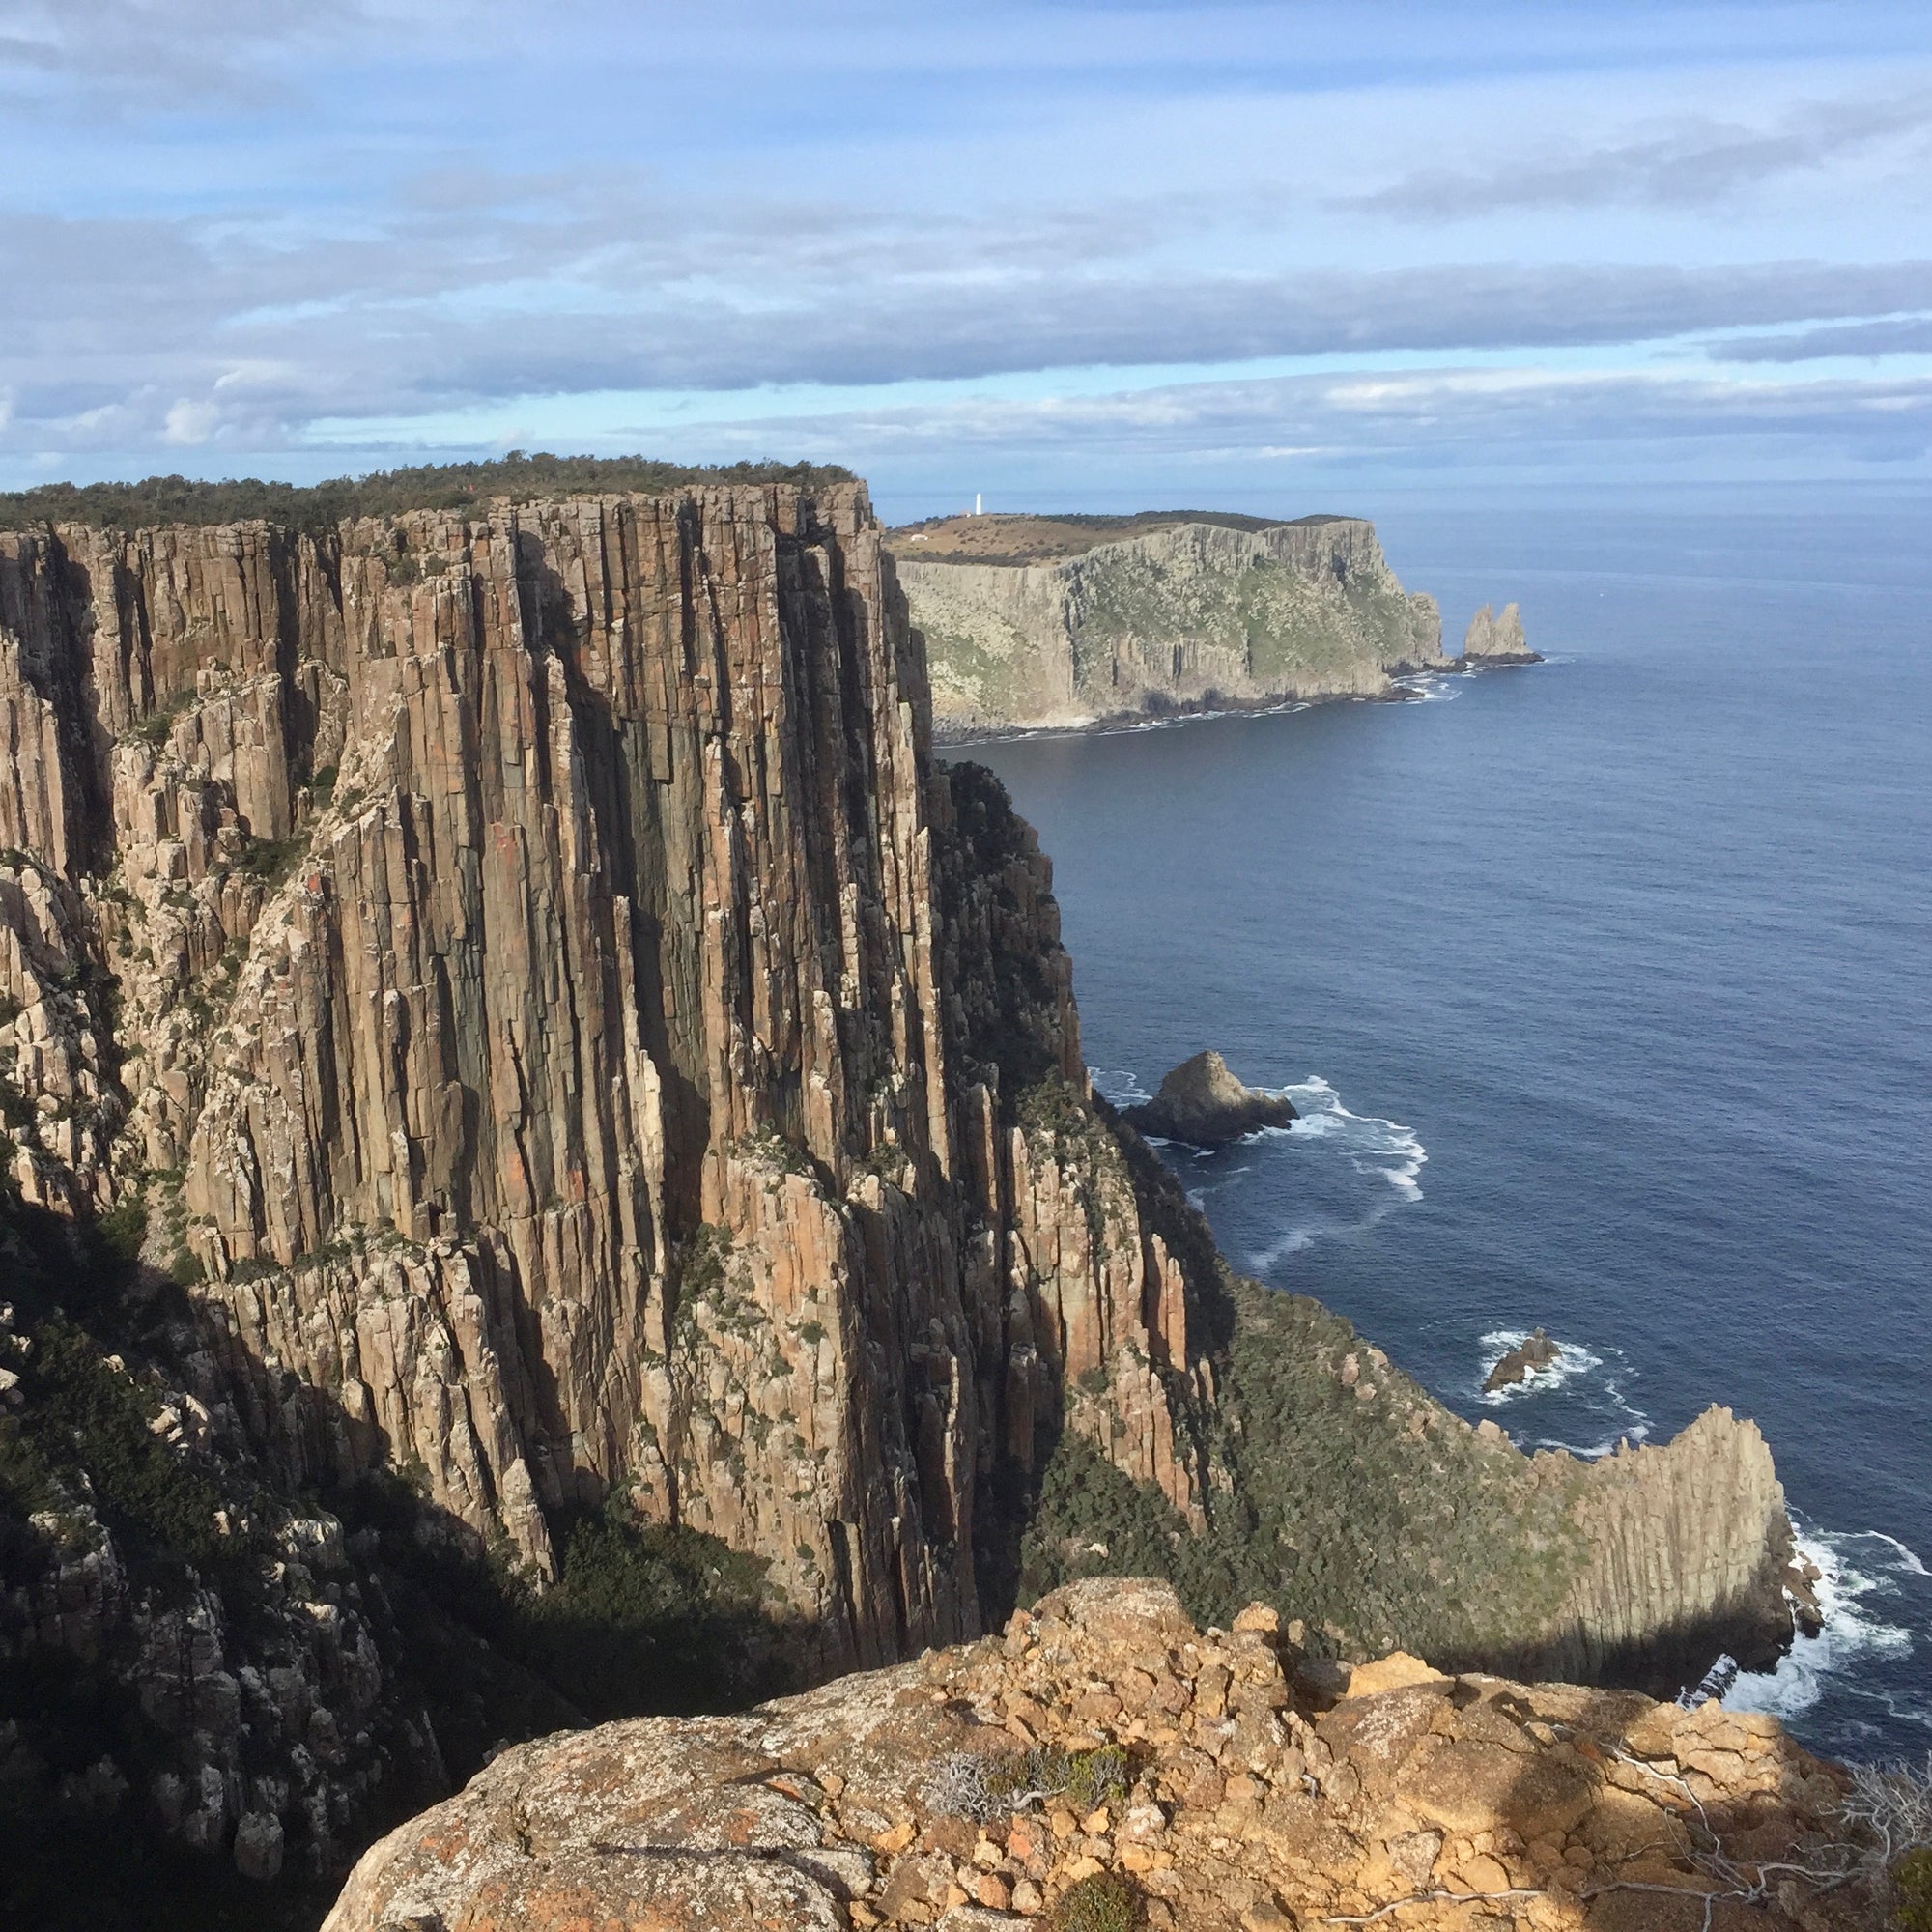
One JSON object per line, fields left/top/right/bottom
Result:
{"left": 0, "top": 451, "right": 857, "bottom": 535}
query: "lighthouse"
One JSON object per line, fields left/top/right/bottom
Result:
{"left": 974, "top": 493, "right": 982, "bottom": 516}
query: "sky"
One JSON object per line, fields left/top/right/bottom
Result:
{"left": 3, "top": 0, "right": 1931, "bottom": 519}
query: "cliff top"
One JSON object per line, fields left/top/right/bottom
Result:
{"left": 0, "top": 450, "right": 856, "bottom": 536}
{"left": 324, "top": 1575, "right": 1874, "bottom": 1932}
{"left": 888, "top": 509, "right": 1358, "bottom": 566}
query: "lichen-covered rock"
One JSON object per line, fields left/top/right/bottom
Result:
{"left": 322, "top": 1577, "right": 1876, "bottom": 1932}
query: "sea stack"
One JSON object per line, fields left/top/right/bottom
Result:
{"left": 1121, "top": 1050, "right": 1295, "bottom": 1146}
{"left": 1461, "top": 599, "right": 1542, "bottom": 666}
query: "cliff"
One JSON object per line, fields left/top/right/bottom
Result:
{"left": 891, "top": 513, "right": 1449, "bottom": 735}
{"left": 0, "top": 481, "right": 1793, "bottom": 1906}
{"left": 322, "top": 1576, "right": 1875, "bottom": 1932}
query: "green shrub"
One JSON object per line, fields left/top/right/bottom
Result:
{"left": 2, "top": 1321, "right": 226, "bottom": 1573}
{"left": 1897, "top": 1846, "right": 1932, "bottom": 1932}
{"left": 1005, "top": 1744, "right": 1132, "bottom": 1813}
{"left": 1049, "top": 1871, "right": 1142, "bottom": 1932}
{"left": 232, "top": 831, "right": 303, "bottom": 886}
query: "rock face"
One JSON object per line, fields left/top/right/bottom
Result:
{"left": 1485, "top": 1329, "right": 1561, "bottom": 1392}
{"left": 322, "top": 1576, "right": 1875, "bottom": 1932}
{"left": 1462, "top": 601, "right": 1541, "bottom": 666}
{"left": 895, "top": 515, "right": 1450, "bottom": 734}
{"left": 0, "top": 482, "right": 1798, "bottom": 1892}
{"left": 1121, "top": 1052, "right": 1295, "bottom": 1148}
{"left": 0, "top": 486, "right": 1206, "bottom": 1664}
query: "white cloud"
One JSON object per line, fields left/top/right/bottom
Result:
{"left": 163, "top": 399, "right": 219, "bottom": 445}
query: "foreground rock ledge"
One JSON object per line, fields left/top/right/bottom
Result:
{"left": 323, "top": 1577, "right": 1869, "bottom": 1932}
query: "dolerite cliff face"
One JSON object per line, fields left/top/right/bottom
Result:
{"left": 0, "top": 485, "right": 1203, "bottom": 1666}
{"left": 0, "top": 483, "right": 1795, "bottom": 1897}
{"left": 895, "top": 516, "right": 1448, "bottom": 735}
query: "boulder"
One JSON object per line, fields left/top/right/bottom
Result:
{"left": 1122, "top": 1051, "right": 1295, "bottom": 1147}
{"left": 322, "top": 1575, "right": 1877, "bottom": 1932}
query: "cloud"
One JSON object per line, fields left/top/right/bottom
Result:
{"left": 643, "top": 362, "right": 1932, "bottom": 492}
{"left": 0, "top": 0, "right": 481, "bottom": 103}
{"left": 6, "top": 173, "right": 1932, "bottom": 453}
{"left": 1719, "top": 315, "right": 1932, "bottom": 360}
{"left": 1339, "top": 89, "right": 1932, "bottom": 220}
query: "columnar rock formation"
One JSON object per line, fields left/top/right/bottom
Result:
{"left": 0, "top": 486, "right": 1203, "bottom": 1674}
{"left": 322, "top": 1577, "right": 1875, "bottom": 1932}
{"left": 894, "top": 514, "right": 1450, "bottom": 734}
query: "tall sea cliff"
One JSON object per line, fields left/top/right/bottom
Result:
{"left": 0, "top": 479, "right": 1792, "bottom": 1905}
{"left": 894, "top": 512, "right": 1455, "bottom": 734}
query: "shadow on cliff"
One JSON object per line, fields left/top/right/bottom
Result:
{"left": 0, "top": 1188, "right": 826, "bottom": 1926}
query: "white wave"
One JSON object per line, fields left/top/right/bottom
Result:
{"left": 1089, "top": 1066, "right": 1152, "bottom": 1107}
{"left": 1280, "top": 1074, "right": 1429, "bottom": 1196}
{"left": 1730, "top": 1529, "right": 1923, "bottom": 1726}
{"left": 1477, "top": 1327, "right": 1603, "bottom": 1403}
{"left": 1094, "top": 1063, "right": 1426, "bottom": 1267}
{"left": 1391, "top": 673, "right": 1460, "bottom": 702}
{"left": 1239, "top": 1074, "right": 1429, "bottom": 1267}
{"left": 1472, "top": 1327, "right": 1654, "bottom": 1451}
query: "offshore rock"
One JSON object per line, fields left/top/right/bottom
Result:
{"left": 893, "top": 513, "right": 1450, "bottom": 734}
{"left": 1485, "top": 1328, "right": 1561, "bottom": 1392}
{"left": 1463, "top": 601, "right": 1541, "bottom": 666}
{"left": 323, "top": 1576, "right": 1875, "bottom": 1932}
{"left": 1122, "top": 1052, "right": 1295, "bottom": 1148}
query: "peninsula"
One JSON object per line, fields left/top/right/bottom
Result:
{"left": 0, "top": 462, "right": 1784, "bottom": 1922}
{"left": 889, "top": 510, "right": 1531, "bottom": 736}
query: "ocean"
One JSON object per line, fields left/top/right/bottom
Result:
{"left": 965, "top": 496, "right": 1932, "bottom": 1762}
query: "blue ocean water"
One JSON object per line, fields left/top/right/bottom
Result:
{"left": 967, "top": 497, "right": 1932, "bottom": 1761}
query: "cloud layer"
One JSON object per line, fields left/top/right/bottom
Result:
{"left": 2, "top": 0, "right": 1929, "bottom": 500}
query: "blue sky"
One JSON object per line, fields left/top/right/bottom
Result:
{"left": 4, "top": 0, "right": 1931, "bottom": 518}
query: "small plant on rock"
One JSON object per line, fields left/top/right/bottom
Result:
{"left": 1049, "top": 1870, "right": 1142, "bottom": 1932}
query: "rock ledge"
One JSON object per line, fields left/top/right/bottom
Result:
{"left": 323, "top": 1577, "right": 1872, "bottom": 1932}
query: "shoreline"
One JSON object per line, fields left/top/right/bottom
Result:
{"left": 935, "top": 654, "right": 1545, "bottom": 749}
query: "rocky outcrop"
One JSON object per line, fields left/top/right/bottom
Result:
{"left": 895, "top": 516, "right": 1449, "bottom": 735}
{"left": 1462, "top": 602, "right": 1541, "bottom": 667}
{"left": 322, "top": 1576, "right": 1875, "bottom": 1932}
{"left": 1552, "top": 1410, "right": 1800, "bottom": 1687}
{"left": 1121, "top": 1052, "right": 1295, "bottom": 1148}
{"left": 1486, "top": 1329, "right": 1561, "bottom": 1392}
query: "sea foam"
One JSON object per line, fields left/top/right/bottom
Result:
{"left": 1730, "top": 1526, "right": 1926, "bottom": 1739}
